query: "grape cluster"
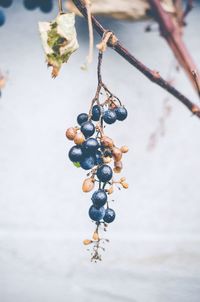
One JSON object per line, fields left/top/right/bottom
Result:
{"left": 0, "top": 0, "right": 12, "bottom": 27}
{"left": 0, "top": 0, "right": 53, "bottom": 27}
{"left": 23, "top": 0, "right": 53, "bottom": 13}
{"left": 66, "top": 88, "right": 129, "bottom": 261}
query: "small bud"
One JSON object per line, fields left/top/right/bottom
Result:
{"left": 120, "top": 146, "right": 129, "bottom": 153}
{"left": 112, "top": 147, "right": 122, "bottom": 162}
{"left": 74, "top": 132, "right": 85, "bottom": 145}
{"left": 83, "top": 239, "right": 93, "bottom": 245}
{"left": 103, "top": 156, "right": 111, "bottom": 164}
{"left": 107, "top": 186, "right": 114, "bottom": 195}
{"left": 92, "top": 231, "right": 99, "bottom": 241}
{"left": 120, "top": 177, "right": 126, "bottom": 182}
{"left": 66, "top": 127, "right": 77, "bottom": 140}
{"left": 101, "top": 136, "right": 114, "bottom": 148}
{"left": 82, "top": 177, "right": 95, "bottom": 192}
{"left": 121, "top": 182, "right": 129, "bottom": 189}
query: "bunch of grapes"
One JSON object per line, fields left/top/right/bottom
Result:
{"left": 0, "top": 0, "right": 12, "bottom": 27}
{"left": 66, "top": 52, "right": 129, "bottom": 261}
{"left": 23, "top": 0, "right": 53, "bottom": 13}
{"left": 0, "top": 0, "right": 53, "bottom": 27}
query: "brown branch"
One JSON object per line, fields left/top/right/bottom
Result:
{"left": 148, "top": 0, "right": 200, "bottom": 93}
{"left": 72, "top": 0, "right": 200, "bottom": 119}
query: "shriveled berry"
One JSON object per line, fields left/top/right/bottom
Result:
{"left": 92, "top": 189, "right": 107, "bottom": 208}
{"left": 82, "top": 138, "right": 99, "bottom": 153}
{"left": 82, "top": 177, "right": 95, "bottom": 192}
{"left": 66, "top": 127, "right": 77, "bottom": 140}
{"left": 113, "top": 161, "right": 123, "bottom": 173}
{"left": 101, "top": 136, "right": 114, "bottom": 148}
{"left": 115, "top": 106, "right": 128, "bottom": 121}
{"left": 92, "top": 105, "right": 101, "bottom": 121}
{"left": 77, "top": 113, "right": 88, "bottom": 126}
{"left": 112, "top": 147, "right": 122, "bottom": 162}
{"left": 68, "top": 146, "right": 83, "bottom": 162}
{"left": 80, "top": 155, "right": 95, "bottom": 170}
{"left": 120, "top": 145, "right": 129, "bottom": 153}
{"left": 103, "top": 109, "right": 117, "bottom": 124}
{"left": 81, "top": 121, "right": 95, "bottom": 138}
{"left": 103, "top": 208, "right": 115, "bottom": 223}
{"left": 97, "top": 165, "right": 113, "bottom": 182}
{"left": 89, "top": 205, "right": 105, "bottom": 221}
{"left": 74, "top": 132, "right": 85, "bottom": 145}
{"left": 83, "top": 239, "right": 93, "bottom": 245}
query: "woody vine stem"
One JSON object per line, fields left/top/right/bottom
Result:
{"left": 71, "top": 0, "right": 200, "bottom": 119}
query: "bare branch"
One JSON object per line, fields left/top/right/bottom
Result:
{"left": 72, "top": 0, "right": 200, "bottom": 119}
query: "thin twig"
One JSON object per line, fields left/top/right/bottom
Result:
{"left": 72, "top": 0, "right": 200, "bottom": 119}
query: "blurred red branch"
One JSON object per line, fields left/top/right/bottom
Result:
{"left": 72, "top": 0, "right": 200, "bottom": 119}
{"left": 148, "top": 0, "right": 199, "bottom": 93}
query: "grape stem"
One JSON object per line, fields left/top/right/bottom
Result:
{"left": 72, "top": 0, "right": 200, "bottom": 119}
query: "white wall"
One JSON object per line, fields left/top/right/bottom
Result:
{"left": 0, "top": 1, "right": 200, "bottom": 301}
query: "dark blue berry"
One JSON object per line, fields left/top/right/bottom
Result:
{"left": 97, "top": 165, "right": 113, "bottom": 182}
{"left": 103, "top": 109, "right": 117, "bottom": 124}
{"left": 95, "top": 150, "right": 103, "bottom": 165}
{"left": 115, "top": 106, "right": 128, "bottom": 121}
{"left": 89, "top": 205, "right": 105, "bottom": 221}
{"left": 103, "top": 208, "right": 115, "bottom": 223}
{"left": 40, "top": 0, "right": 53, "bottom": 13}
{"left": 80, "top": 155, "right": 95, "bottom": 170}
{"left": 81, "top": 121, "right": 95, "bottom": 138}
{"left": 77, "top": 113, "right": 88, "bottom": 126}
{"left": 92, "top": 105, "right": 101, "bottom": 121}
{"left": 0, "top": 0, "right": 12, "bottom": 8}
{"left": 23, "top": 0, "right": 38, "bottom": 10}
{"left": 92, "top": 189, "right": 107, "bottom": 208}
{"left": 82, "top": 138, "right": 99, "bottom": 154}
{"left": 0, "top": 9, "right": 5, "bottom": 26}
{"left": 68, "top": 146, "right": 83, "bottom": 162}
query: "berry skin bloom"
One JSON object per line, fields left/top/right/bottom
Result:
{"left": 91, "top": 189, "right": 107, "bottom": 208}
{"left": 81, "top": 121, "right": 95, "bottom": 138}
{"left": 103, "top": 208, "right": 116, "bottom": 223}
{"left": 97, "top": 164, "right": 113, "bottom": 182}
{"left": 103, "top": 109, "right": 117, "bottom": 124}
{"left": 115, "top": 106, "right": 128, "bottom": 121}
{"left": 68, "top": 145, "right": 83, "bottom": 162}
{"left": 77, "top": 113, "right": 88, "bottom": 126}
{"left": 89, "top": 205, "right": 105, "bottom": 222}
{"left": 92, "top": 105, "right": 101, "bottom": 121}
{"left": 80, "top": 155, "right": 96, "bottom": 170}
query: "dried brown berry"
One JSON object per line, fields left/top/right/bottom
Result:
{"left": 107, "top": 186, "right": 114, "bottom": 195}
{"left": 121, "top": 182, "right": 129, "bottom": 189}
{"left": 66, "top": 127, "right": 77, "bottom": 140}
{"left": 120, "top": 146, "right": 129, "bottom": 153}
{"left": 83, "top": 239, "right": 93, "bottom": 245}
{"left": 74, "top": 132, "right": 85, "bottom": 145}
{"left": 92, "top": 231, "right": 99, "bottom": 241}
{"left": 112, "top": 147, "right": 122, "bottom": 162}
{"left": 101, "top": 136, "right": 114, "bottom": 148}
{"left": 82, "top": 177, "right": 95, "bottom": 192}
{"left": 114, "top": 161, "right": 123, "bottom": 173}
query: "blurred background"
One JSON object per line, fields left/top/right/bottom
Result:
{"left": 0, "top": 0, "right": 200, "bottom": 301}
